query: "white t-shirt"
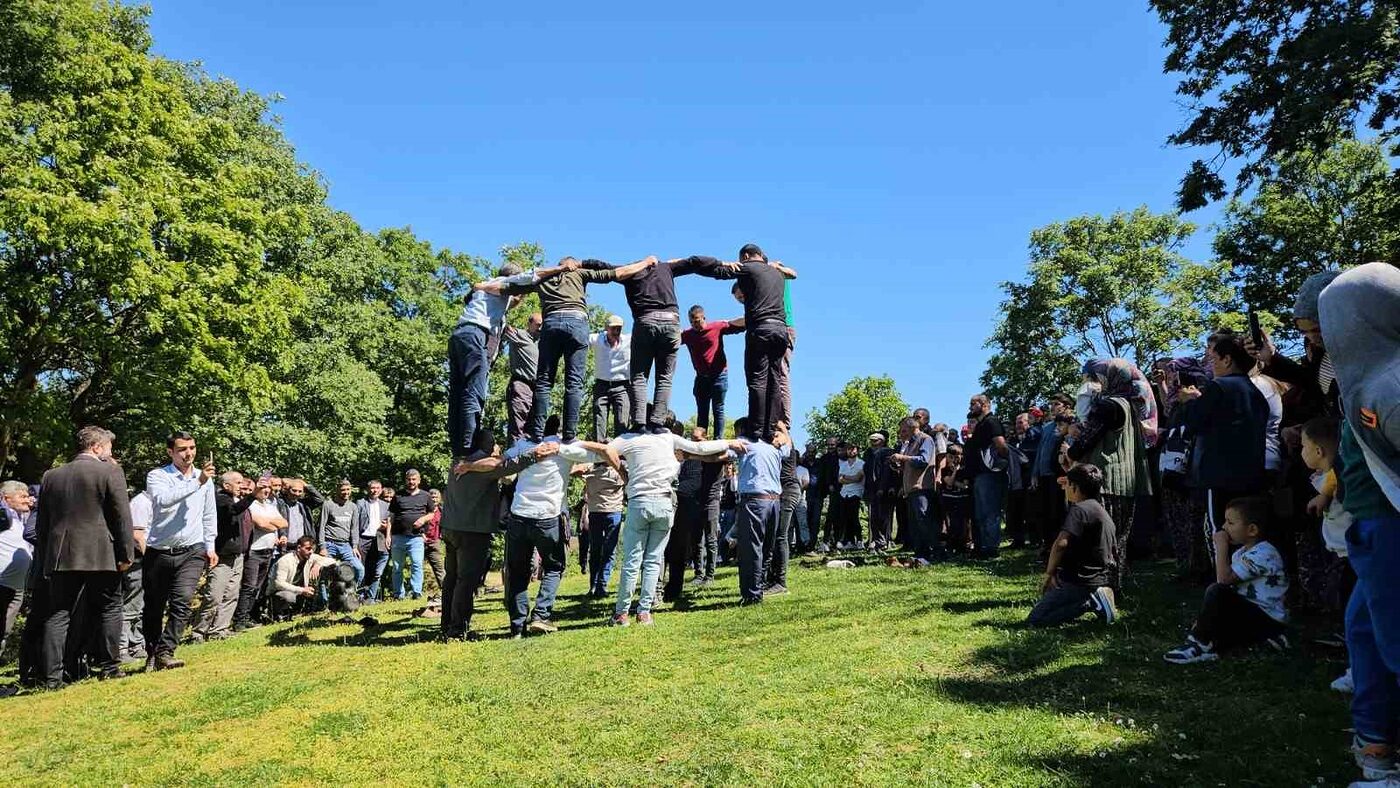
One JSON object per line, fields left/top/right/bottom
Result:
{"left": 609, "top": 432, "right": 731, "bottom": 501}
{"left": 129, "top": 491, "right": 153, "bottom": 532}
{"left": 361, "top": 499, "right": 385, "bottom": 538}
{"left": 505, "top": 438, "right": 597, "bottom": 519}
{"left": 839, "top": 458, "right": 865, "bottom": 498}
{"left": 248, "top": 499, "right": 281, "bottom": 551}
{"left": 592, "top": 333, "right": 631, "bottom": 382}
{"left": 1231, "top": 540, "right": 1288, "bottom": 622}
{"left": 0, "top": 506, "right": 33, "bottom": 591}
{"left": 1252, "top": 375, "right": 1284, "bottom": 471}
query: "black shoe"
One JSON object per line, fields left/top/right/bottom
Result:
{"left": 465, "top": 630, "right": 485, "bottom": 642}
{"left": 153, "top": 655, "right": 185, "bottom": 671}
{"left": 98, "top": 669, "right": 129, "bottom": 681}
{"left": 144, "top": 657, "right": 157, "bottom": 673}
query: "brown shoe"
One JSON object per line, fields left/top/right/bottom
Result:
{"left": 154, "top": 655, "right": 186, "bottom": 671}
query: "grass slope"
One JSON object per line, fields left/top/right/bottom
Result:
{"left": 0, "top": 554, "right": 1352, "bottom": 786}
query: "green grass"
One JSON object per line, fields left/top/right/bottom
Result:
{"left": 0, "top": 552, "right": 1353, "bottom": 786}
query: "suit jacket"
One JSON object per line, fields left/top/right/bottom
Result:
{"left": 36, "top": 454, "right": 134, "bottom": 575}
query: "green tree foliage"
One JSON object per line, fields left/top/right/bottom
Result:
{"left": 981, "top": 208, "right": 1235, "bottom": 405}
{"left": 1213, "top": 139, "right": 1400, "bottom": 334}
{"left": 804, "top": 376, "right": 909, "bottom": 447}
{"left": 1152, "top": 0, "right": 1400, "bottom": 210}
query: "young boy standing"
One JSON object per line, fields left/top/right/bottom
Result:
{"left": 1164, "top": 495, "right": 1290, "bottom": 663}
{"left": 1027, "top": 464, "right": 1118, "bottom": 627}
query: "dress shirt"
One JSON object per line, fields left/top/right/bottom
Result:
{"left": 145, "top": 463, "right": 217, "bottom": 552}
{"left": 593, "top": 333, "right": 631, "bottom": 382}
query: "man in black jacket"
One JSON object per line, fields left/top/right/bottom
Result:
{"left": 192, "top": 471, "right": 251, "bottom": 641}
{"left": 32, "top": 426, "right": 135, "bottom": 688}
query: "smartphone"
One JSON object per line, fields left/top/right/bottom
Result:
{"left": 1248, "top": 308, "right": 1264, "bottom": 349}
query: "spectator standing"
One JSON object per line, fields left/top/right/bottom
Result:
{"left": 591, "top": 315, "right": 632, "bottom": 440}
{"left": 142, "top": 431, "right": 217, "bottom": 671}
{"left": 835, "top": 443, "right": 865, "bottom": 549}
{"left": 191, "top": 473, "right": 249, "bottom": 643}
{"left": 962, "top": 395, "right": 1009, "bottom": 559}
{"left": 583, "top": 461, "right": 625, "bottom": 598}
{"left": 121, "top": 489, "right": 150, "bottom": 658}
{"left": 423, "top": 489, "right": 446, "bottom": 597}
{"left": 892, "top": 417, "right": 940, "bottom": 565}
{"left": 233, "top": 475, "right": 287, "bottom": 631}
{"left": 355, "top": 480, "right": 390, "bottom": 601}
{"left": 0, "top": 481, "right": 35, "bottom": 657}
{"left": 387, "top": 470, "right": 436, "bottom": 601}
{"left": 317, "top": 480, "right": 362, "bottom": 587}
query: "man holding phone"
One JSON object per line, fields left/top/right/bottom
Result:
{"left": 143, "top": 431, "right": 218, "bottom": 672}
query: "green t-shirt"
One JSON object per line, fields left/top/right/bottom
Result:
{"left": 783, "top": 280, "right": 793, "bottom": 325}
{"left": 1340, "top": 420, "right": 1399, "bottom": 520}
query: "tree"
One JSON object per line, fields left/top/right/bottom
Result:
{"left": 804, "top": 376, "right": 909, "bottom": 447}
{"left": 1152, "top": 0, "right": 1400, "bottom": 210}
{"left": 981, "top": 208, "right": 1235, "bottom": 403}
{"left": 1213, "top": 139, "right": 1400, "bottom": 335}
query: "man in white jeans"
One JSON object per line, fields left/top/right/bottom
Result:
{"left": 608, "top": 421, "right": 739, "bottom": 627}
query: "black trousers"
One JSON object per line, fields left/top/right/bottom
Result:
{"left": 1192, "top": 583, "right": 1285, "bottom": 650}
{"left": 1005, "top": 488, "right": 1030, "bottom": 547}
{"left": 441, "top": 531, "right": 493, "bottom": 637}
{"left": 592, "top": 379, "right": 630, "bottom": 440}
{"left": 234, "top": 548, "right": 275, "bottom": 627}
{"left": 1034, "top": 477, "right": 1067, "bottom": 557}
{"left": 664, "top": 497, "right": 705, "bottom": 601}
{"left": 894, "top": 493, "right": 910, "bottom": 546}
{"left": 142, "top": 547, "right": 207, "bottom": 658}
{"left": 742, "top": 322, "right": 790, "bottom": 440}
{"left": 837, "top": 495, "right": 862, "bottom": 544}
{"left": 868, "top": 493, "right": 894, "bottom": 546}
{"left": 42, "top": 570, "right": 122, "bottom": 686}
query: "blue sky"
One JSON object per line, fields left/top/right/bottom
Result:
{"left": 148, "top": 1, "right": 1222, "bottom": 445}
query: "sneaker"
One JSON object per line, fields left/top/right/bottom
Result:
{"left": 1354, "top": 736, "right": 1399, "bottom": 780}
{"left": 525, "top": 619, "right": 558, "bottom": 636}
{"left": 763, "top": 583, "right": 788, "bottom": 596}
{"left": 911, "top": 558, "right": 931, "bottom": 569}
{"left": 1265, "top": 633, "right": 1291, "bottom": 652}
{"left": 688, "top": 576, "right": 707, "bottom": 586}
{"left": 636, "top": 612, "right": 654, "bottom": 626}
{"left": 1091, "top": 587, "right": 1118, "bottom": 625}
{"left": 815, "top": 542, "right": 830, "bottom": 554}
{"left": 1333, "top": 669, "right": 1356, "bottom": 694}
{"left": 1348, "top": 777, "right": 1400, "bottom": 787}
{"left": 1163, "top": 637, "right": 1218, "bottom": 665}
{"left": 610, "top": 613, "right": 630, "bottom": 628}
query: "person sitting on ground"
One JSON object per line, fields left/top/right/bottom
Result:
{"left": 1027, "top": 463, "right": 1118, "bottom": 627}
{"left": 1164, "top": 495, "right": 1289, "bottom": 664}
{"left": 269, "top": 536, "right": 337, "bottom": 620}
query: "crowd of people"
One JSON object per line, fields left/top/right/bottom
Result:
{"left": 3, "top": 250, "right": 1398, "bottom": 786}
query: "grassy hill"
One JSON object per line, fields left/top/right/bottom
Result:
{"left": 0, "top": 553, "right": 1352, "bottom": 786}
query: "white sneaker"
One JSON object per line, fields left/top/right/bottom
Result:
{"left": 1333, "top": 669, "right": 1356, "bottom": 693}
{"left": 1354, "top": 736, "right": 1399, "bottom": 780}
{"left": 1091, "top": 587, "right": 1117, "bottom": 625}
{"left": 1163, "top": 636, "right": 1218, "bottom": 664}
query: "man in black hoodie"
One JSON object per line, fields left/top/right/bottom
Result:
{"left": 192, "top": 471, "right": 252, "bottom": 641}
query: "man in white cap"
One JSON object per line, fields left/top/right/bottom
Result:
{"left": 591, "top": 315, "right": 631, "bottom": 440}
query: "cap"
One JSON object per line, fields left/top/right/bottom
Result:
{"left": 606, "top": 315, "right": 624, "bottom": 328}
{"left": 868, "top": 432, "right": 885, "bottom": 442}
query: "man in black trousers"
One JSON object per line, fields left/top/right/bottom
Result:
{"left": 32, "top": 426, "right": 135, "bottom": 689}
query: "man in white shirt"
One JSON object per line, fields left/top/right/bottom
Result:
{"left": 355, "top": 480, "right": 390, "bottom": 601}
{"left": 233, "top": 475, "right": 287, "bottom": 631}
{"left": 591, "top": 315, "right": 632, "bottom": 440}
{"left": 836, "top": 443, "right": 866, "bottom": 549}
{"left": 142, "top": 431, "right": 217, "bottom": 671}
{"left": 0, "top": 480, "right": 34, "bottom": 656}
{"left": 122, "top": 490, "right": 151, "bottom": 661}
{"left": 268, "top": 536, "right": 336, "bottom": 619}
{"left": 502, "top": 427, "right": 616, "bottom": 636}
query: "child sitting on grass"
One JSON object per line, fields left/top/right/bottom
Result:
{"left": 1164, "top": 495, "right": 1290, "bottom": 664}
{"left": 1027, "top": 463, "right": 1118, "bottom": 627}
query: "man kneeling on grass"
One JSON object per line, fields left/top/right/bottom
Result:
{"left": 1163, "top": 495, "right": 1289, "bottom": 664}
{"left": 1027, "top": 463, "right": 1118, "bottom": 627}
{"left": 270, "top": 536, "right": 337, "bottom": 620}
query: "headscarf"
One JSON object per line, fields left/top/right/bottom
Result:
{"left": 1081, "top": 357, "right": 1159, "bottom": 447}
{"left": 1293, "top": 270, "right": 1343, "bottom": 322}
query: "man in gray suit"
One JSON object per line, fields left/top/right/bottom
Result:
{"left": 33, "top": 426, "right": 135, "bottom": 689}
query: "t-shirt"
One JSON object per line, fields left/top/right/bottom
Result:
{"left": 593, "top": 333, "right": 631, "bottom": 382}
{"left": 1231, "top": 540, "right": 1289, "bottom": 622}
{"left": 680, "top": 320, "right": 743, "bottom": 377}
{"left": 389, "top": 489, "right": 435, "bottom": 536}
{"left": 964, "top": 415, "right": 1006, "bottom": 477}
{"left": 248, "top": 499, "right": 281, "bottom": 551}
{"left": 320, "top": 499, "right": 358, "bottom": 544}
{"left": 1252, "top": 375, "right": 1284, "bottom": 471}
{"left": 1057, "top": 499, "right": 1116, "bottom": 588}
{"left": 839, "top": 458, "right": 865, "bottom": 498}
{"left": 584, "top": 464, "right": 625, "bottom": 513}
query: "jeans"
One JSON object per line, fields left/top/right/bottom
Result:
{"left": 805, "top": 488, "right": 825, "bottom": 549}
{"left": 972, "top": 472, "right": 1009, "bottom": 557}
{"left": 630, "top": 314, "right": 680, "bottom": 427}
{"left": 615, "top": 497, "right": 674, "bottom": 615}
{"left": 1345, "top": 514, "right": 1400, "bottom": 745}
{"left": 506, "top": 378, "right": 534, "bottom": 442}
{"left": 120, "top": 562, "right": 144, "bottom": 657}
{"left": 587, "top": 511, "right": 623, "bottom": 594}
{"left": 694, "top": 372, "right": 729, "bottom": 439}
{"left": 942, "top": 494, "right": 970, "bottom": 554}
{"left": 792, "top": 496, "right": 808, "bottom": 549}
{"left": 447, "top": 323, "right": 490, "bottom": 457}
{"left": 737, "top": 496, "right": 780, "bottom": 603}
{"left": 908, "top": 490, "right": 943, "bottom": 561}
{"left": 441, "top": 530, "right": 493, "bottom": 638}
{"left": 193, "top": 549, "right": 243, "bottom": 639}
{"left": 767, "top": 487, "right": 799, "bottom": 587}
{"left": 389, "top": 534, "right": 425, "bottom": 599}
{"left": 505, "top": 514, "right": 566, "bottom": 631}
{"left": 359, "top": 536, "right": 390, "bottom": 600}
{"left": 324, "top": 541, "right": 364, "bottom": 586}
{"left": 142, "top": 547, "right": 207, "bottom": 658}
{"left": 1192, "top": 582, "right": 1284, "bottom": 649}
{"left": 1027, "top": 582, "right": 1096, "bottom": 627}
{"left": 234, "top": 548, "right": 275, "bottom": 627}
{"left": 530, "top": 313, "right": 590, "bottom": 441}
{"left": 742, "top": 322, "right": 791, "bottom": 440}
{"left": 592, "top": 379, "right": 630, "bottom": 441}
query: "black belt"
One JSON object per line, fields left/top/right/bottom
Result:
{"left": 147, "top": 544, "right": 199, "bottom": 556}
{"left": 740, "top": 493, "right": 781, "bottom": 501}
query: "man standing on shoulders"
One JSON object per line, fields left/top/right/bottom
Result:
{"left": 34, "top": 426, "right": 134, "bottom": 688}
{"left": 962, "top": 394, "right": 1010, "bottom": 559}
{"left": 143, "top": 431, "right": 217, "bottom": 671}
{"left": 501, "top": 313, "right": 542, "bottom": 443}
{"left": 681, "top": 305, "right": 744, "bottom": 440}
{"left": 591, "top": 315, "right": 632, "bottom": 440}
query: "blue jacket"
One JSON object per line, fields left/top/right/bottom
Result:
{"left": 1183, "top": 373, "right": 1268, "bottom": 491}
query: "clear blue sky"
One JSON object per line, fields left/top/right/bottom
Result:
{"left": 148, "top": 1, "right": 1221, "bottom": 445}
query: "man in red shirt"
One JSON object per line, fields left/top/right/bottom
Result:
{"left": 680, "top": 305, "right": 744, "bottom": 439}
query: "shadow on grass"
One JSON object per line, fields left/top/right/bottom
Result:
{"left": 264, "top": 614, "right": 436, "bottom": 648}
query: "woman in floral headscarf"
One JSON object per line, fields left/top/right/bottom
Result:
{"left": 1066, "top": 358, "right": 1155, "bottom": 594}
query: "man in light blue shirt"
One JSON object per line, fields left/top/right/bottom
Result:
{"left": 729, "top": 417, "right": 791, "bottom": 605}
{"left": 142, "top": 430, "right": 217, "bottom": 671}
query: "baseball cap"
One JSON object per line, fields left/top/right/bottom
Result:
{"left": 606, "top": 315, "right": 624, "bottom": 328}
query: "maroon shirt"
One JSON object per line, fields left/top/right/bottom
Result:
{"left": 681, "top": 321, "right": 743, "bottom": 376}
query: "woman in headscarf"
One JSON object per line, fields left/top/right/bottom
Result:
{"left": 1066, "top": 358, "right": 1154, "bottom": 594}
{"left": 1159, "top": 357, "right": 1211, "bottom": 578}
{"left": 1080, "top": 358, "right": 1160, "bottom": 448}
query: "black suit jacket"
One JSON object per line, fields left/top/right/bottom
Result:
{"left": 36, "top": 454, "right": 135, "bottom": 575}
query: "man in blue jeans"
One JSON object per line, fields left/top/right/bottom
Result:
{"left": 962, "top": 394, "right": 1009, "bottom": 559}
{"left": 387, "top": 470, "right": 435, "bottom": 600}
{"left": 728, "top": 417, "right": 791, "bottom": 605}
{"left": 681, "top": 305, "right": 744, "bottom": 440}
{"left": 1317, "top": 262, "right": 1400, "bottom": 785}
{"left": 317, "top": 480, "right": 362, "bottom": 586}
{"left": 583, "top": 462, "right": 624, "bottom": 598}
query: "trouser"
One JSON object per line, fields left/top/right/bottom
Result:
{"left": 1101, "top": 494, "right": 1137, "bottom": 589}
{"left": 234, "top": 548, "right": 275, "bottom": 626}
{"left": 0, "top": 585, "right": 22, "bottom": 658}
{"left": 629, "top": 313, "right": 680, "bottom": 427}
{"left": 531, "top": 313, "right": 590, "bottom": 441}
{"left": 742, "top": 322, "right": 791, "bottom": 440}
{"left": 972, "top": 472, "right": 1009, "bottom": 557}
{"left": 942, "top": 494, "right": 970, "bottom": 554}
{"left": 193, "top": 548, "right": 243, "bottom": 639}
{"left": 894, "top": 492, "right": 910, "bottom": 546}
{"left": 142, "top": 546, "right": 207, "bottom": 659}
{"left": 718, "top": 509, "right": 736, "bottom": 563}
{"left": 614, "top": 497, "right": 673, "bottom": 615}
{"left": 1192, "top": 582, "right": 1285, "bottom": 650}
{"left": 1035, "top": 476, "right": 1068, "bottom": 557}
{"left": 359, "top": 536, "right": 390, "bottom": 599}
{"left": 1161, "top": 486, "right": 1205, "bottom": 576}
{"left": 447, "top": 322, "right": 490, "bottom": 457}
{"left": 441, "top": 530, "right": 493, "bottom": 637}
{"left": 324, "top": 541, "right": 363, "bottom": 586}
{"left": 17, "top": 571, "right": 48, "bottom": 686}
{"left": 778, "top": 326, "right": 795, "bottom": 428}
{"left": 700, "top": 505, "right": 720, "bottom": 579}
{"left": 587, "top": 512, "right": 623, "bottom": 594}
{"left": 694, "top": 372, "right": 729, "bottom": 439}
{"left": 791, "top": 495, "right": 808, "bottom": 549}
{"left": 805, "top": 488, "right": 825, "bottom": 549}
{"left": 767, "top": 487, "right": 798, "bottom": 588}
{"left": 592, "top": 379, "right": 630, "bottom": 441}
{"left": 505, "top": 514, "right": 566, "bottom": 631}
{"left": 737, "top": 496, "right": 780, "bottom": 604}
{"left": 1346, "top": 514, "right": 1400, "bottom": 746}
{"left": 868, "top": 493, "right": 893, "bottom": 547}
{"left": 270, "top": 590, "right": 312, "bottom": 618}
{"left": 665, "top": 497, "right": 704, "bottom": 601}
{"left": 838, "top": 495, "right": 862, "bottom": 544}
{"left": 389, "top": 534, "right": 425, "bottom": 599}
{"left": 908, "top": 490, "right": 943, "bottom": 561}
{"left": 506, "top": 378, "right": 534, "bottom": 443}
{"left": 42, "top": 571, "right": 122, "bottom": 685}
{"left": 424, "top": 539, "right": 446, "bottom": 592}
{"left": 823, "top": 492, "right": 842, "bottom": 545}
{"left": 1027, "top": 582, "right": 1097, "bottom": 627}
{"left": 120, "top": 560, "right": 145, "bottom": 657}
{"left": 1005, "top": 488, "right": 1030, "bottom": 547}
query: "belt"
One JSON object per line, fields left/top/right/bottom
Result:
{"left": 740, "top": 493, "right": 781, "bottom": 501}
{"left": 147, "top": 544, "right": 199, "bottom": 556}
